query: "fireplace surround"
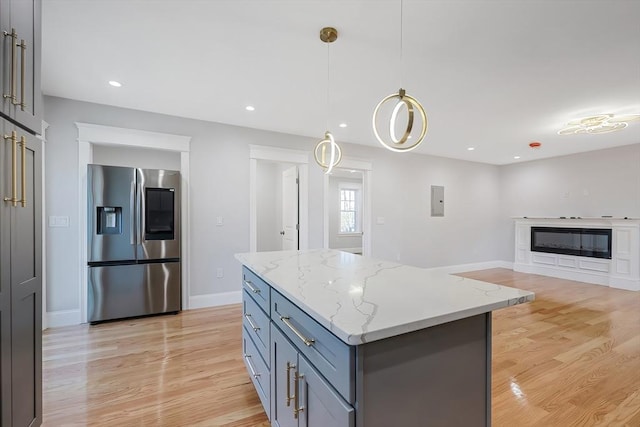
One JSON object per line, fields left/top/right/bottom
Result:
{"left": 514, "top": 218, "right": 639, "bottom": 291}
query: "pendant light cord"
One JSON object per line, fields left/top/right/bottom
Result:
{"left": 400, "top": 0, "right": 404, "bottom": 88}
{"left": 326, "top": 41, "right": 330, "bottom": 130}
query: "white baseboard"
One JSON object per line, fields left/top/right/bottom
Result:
{"left": 426, "top": 260, "right": 513, "bottom": 274}
{"left": 189, "top": 291, "right": 242, "bottom": 309}
{"left": 46, "top": 309, "right": 81, "bottom": 328}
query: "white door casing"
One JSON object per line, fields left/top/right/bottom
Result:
{"left": 281, "top": 166, "right": 299, "bottom": 250}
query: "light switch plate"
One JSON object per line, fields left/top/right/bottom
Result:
{"left": 48, "top": 216, "right": 70, "bottom": 227}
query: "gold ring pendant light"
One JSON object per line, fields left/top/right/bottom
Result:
{"left": 314, "top": 27, "right": 342, "bottom": 174}
{"left": 372, "top": 0, "right": 428, "bottom": 152}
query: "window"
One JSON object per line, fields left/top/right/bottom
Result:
{"left": 339, "top": 187, "right": 360, "bottom": 234}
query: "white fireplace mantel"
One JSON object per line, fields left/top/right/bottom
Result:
{"left": 513, "top": 218, "right": 640, "bottom": 291}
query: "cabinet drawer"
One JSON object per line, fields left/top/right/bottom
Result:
{"left": 242, "top": 267, "right": 270, "bottom": 314}
{"left": 242, "top": 326, "right": 270, "bottom": 419}
{"left": 242, "top": 290, "right": 270, "bottom": 366}
{"left": 271, "top": 290, "right": 354, "bottom": 404}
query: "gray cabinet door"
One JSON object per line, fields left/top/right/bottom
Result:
{"left": 271, "top": 325, "right": 299, "bottom": 427}
{"left": 298, "top": 356, "right": 354, "bottom": 427}
{"left": 0, "top": 118, "right": 12, "bottom": 427}
{"left": 2, "top": 0, "right": 42, "bottom": 134}
{"left": 0, "top": 120, "right": 42, "bottom": 427}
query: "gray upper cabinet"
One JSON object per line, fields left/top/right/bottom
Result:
{"left": 0, "top": 0, "right": 42, "bottom": 135}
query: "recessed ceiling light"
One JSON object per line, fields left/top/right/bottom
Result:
{"left": 245, "top": 105, "right": 255, "bottom": 111}
{"left": 467, "top": 147, "right": 475, "bottom": 151}
{"left": 514, "top": 155, "right": 521, "bottom": 160}
{"left": 339, "top": 123, "right": 347, "bottom": 128}
{"left": 108, "top": 80, "right": 122, "bottom": 87}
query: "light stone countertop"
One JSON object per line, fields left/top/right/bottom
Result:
{"left": 235, "top": 249, "right": 535, "bottom": 345}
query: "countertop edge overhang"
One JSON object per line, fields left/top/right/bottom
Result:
{"left": 235, "top": 249, "right": 535, "bottom": 345}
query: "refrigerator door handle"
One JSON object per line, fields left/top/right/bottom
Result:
{"left": 130, "top": 180, "right": 136, "bottom": 245}
{"left": 137, "top": 182, "right": 144, "bottom": 246}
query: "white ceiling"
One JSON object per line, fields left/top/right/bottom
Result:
{"left": 42, "top": 0, "right": 640, "bottom": 165}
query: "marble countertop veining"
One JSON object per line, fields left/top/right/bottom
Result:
{"left": 235, "top": 249, "right": 535, "bottom": 345}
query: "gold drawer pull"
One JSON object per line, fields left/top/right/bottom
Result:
{"left": 280, "top": 316, "right": 315, "bottom": 347}
{"left": 294, "top": 371, "right": 305, "bottom": 419}
{"left": 243, "top": 280, "right": 260, "bottom": 293}
{"left": 286, "top": 362, "right": 296, "bottom": 407}
{"left": 3, "top": 131, "right": 17, "bottom": 206}
{"left": 244, "top": 313, "right": 260, "bottom": 332}
{"left": 3, "top": 29, "right": 17, "bottom": 104}
{"left": 243, "top": 353, "right": 260, "bottom": 379}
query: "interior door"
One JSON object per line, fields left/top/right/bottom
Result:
{"left": 281, "top": 166, "right": 298, "bottom": 251}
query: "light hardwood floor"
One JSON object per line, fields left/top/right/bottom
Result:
{"left": 42, "top": 269, "right": 640, "bottom": 426}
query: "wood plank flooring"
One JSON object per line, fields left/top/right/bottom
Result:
{"left": 42, "top": 269, "right": 640, "bottom": 426}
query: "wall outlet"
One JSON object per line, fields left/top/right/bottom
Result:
{"left": 216, "top": 216, "right": 223, "bottom": 226}
{"left": 48, "top": 216, "right": 70, "bottom": 227}
{"left": 216, "top": 268, "right": 224, "bottom": 278}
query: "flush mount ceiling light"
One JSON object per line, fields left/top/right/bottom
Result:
{"left": 314, "top": 27, "right": 342, "bottom": 174}
{"left": 108, "top": 80, "right": 122, "bottom": 87}
{"left": 245, "top": 105, "right": 255, "bottom": 111}
{"left": 558, "top": 114, "right": 640, "bottom": 135}
{"left": 372, "top": 0, "right": 428, "bottom": 152}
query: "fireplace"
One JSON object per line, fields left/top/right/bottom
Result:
{"left": 531, "top": 227, "right": 612, "bottom": 260}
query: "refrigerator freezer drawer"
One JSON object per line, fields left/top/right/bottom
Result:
{"left": 88, "top": 262, "right": 181, "bottom": 322}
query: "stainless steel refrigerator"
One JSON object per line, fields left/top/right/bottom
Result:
{"left": 87, "top": 165, "right": 181, "bottom": 323}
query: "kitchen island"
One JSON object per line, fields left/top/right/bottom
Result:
{"left": 235, "top": 249, "right": 534, "bottom": 427}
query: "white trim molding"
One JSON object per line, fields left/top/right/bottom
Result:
{"left": 249, "top": 145, "right": 309, "bottom": 252}
{"left": 189, "top": 291, "right": 242, "bottom": 309}
{"left": 46, "top": 309, "right": 81, "bottom": 328}
{"left": 75, "top": 123, "right": 192, "bottom": 325}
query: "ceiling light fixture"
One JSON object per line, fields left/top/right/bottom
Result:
{"left": 372, "top": 0, "right": 428, "bottom": 152}
{"left": 558, "top": 114, "right": 640, "bottom": 135}
{"left": 245, "top": 105, "right": 255, "bottom": 111}
{"left": 467, "top": 147, "right": 475, "bottom": 151}
{"left": 108, "top": 80, "right": 122, "bottom": 87}
{"left": 314, "top": 27, "right": 342, "bottom": 174}
{"left": 339, "top": 123, "right": 347, "bottom": 128}
{"left": 514, "top": 156, "right": 521, "bottom": 160}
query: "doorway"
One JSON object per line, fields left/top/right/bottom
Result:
{"left": 249, "top": 145, "right": 309, "bottom": 252}
{"left": 323, "top": 158, "right": 372, "bottom": 256}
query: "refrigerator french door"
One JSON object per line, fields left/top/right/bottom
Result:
{"left": 87, "top": 165, "right": 181, "bottom": 323}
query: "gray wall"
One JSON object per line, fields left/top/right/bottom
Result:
{"left": 44, "top": 95, "right": 508, "bottom": 315}
{"left": 43, "top": 95, "right": 640, "bottom": 316}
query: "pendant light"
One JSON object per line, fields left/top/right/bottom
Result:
{"left": 314, "top": 27, "right": 342, "bottom": 174}
{"left": 372, "top": 0, "right": 428, "bottom": 152}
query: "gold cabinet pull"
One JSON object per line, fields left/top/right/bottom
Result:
{"left": 3, "top": 29, "right": 17, "bottom": 104}
{"left": 280, "top": 316, "right": 315, "bottom": 347}
{"left": 19, "top": 135, "right": 26, "bottom": 207}
{"left": 286, "top": 362, "right": 296, "bottom": 406}
{"left": 3, "top": 131, "right": 17, "bottom": 206}
{"left": 18, "top": 39, "right": 26, "bottom": 110}
{"left": 293, "top": 371, "right": 304, "bottom": 419}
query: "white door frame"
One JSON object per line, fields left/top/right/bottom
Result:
{"left": 249, "top": 145, "right": 309, "bottom": 252}
{"left": 323, "top": 157, "right": 373, "bottom": 256}
{"left": 76, "top": 123, "right": 191, "bottom": 324}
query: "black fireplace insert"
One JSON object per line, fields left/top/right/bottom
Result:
{"left": 530, "top": 227, "right": 612, "bottom": 259}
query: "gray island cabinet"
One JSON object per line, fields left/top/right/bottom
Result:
{"left": 236, "top": 249, "right": 534, "bottom": 427}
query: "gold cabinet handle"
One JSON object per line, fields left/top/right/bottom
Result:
{"left": 18, "top": 39, "right": 26, "bottom": 110}
{"left": 280, "top": 316, "right": 315, "bottom": 347}
{"left": 19, "top": 135, "right": 26, "bottom": 207}
{"left": 3, "top": 29, "right": 17, "bottom": 104}
{"left": 3, "top": 131, "right": 17, "bottom": 206}
{"left": 286, "top": 362, "right": 296, "bottom": 407}
{"left": 293, "top": 371, "right": 304, "bottom": 419}
{"left": 243, "top": 280, "right": 260, "bottom": 293}
{"left": 243, "top": 353, "right": 260, "bottom": 379}
{"left": 243, "top": 313, "right": 260, "bottom": 332}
